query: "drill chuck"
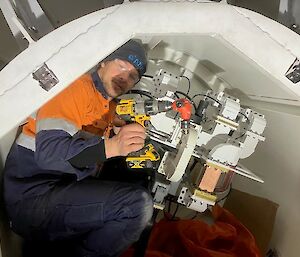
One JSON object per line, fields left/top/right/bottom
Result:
{"left": 135, "top": 100, "right": 172, "bottom": 116}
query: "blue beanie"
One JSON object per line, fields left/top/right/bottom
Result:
{"left": 103, "top": 39, "right": 147, "bottom": 78}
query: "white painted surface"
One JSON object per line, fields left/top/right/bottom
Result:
{"left": 1, "top": 2, "right": 300, "bottom": 139}
{"left": 233, "top": 109, "right": 300, "bottom": 257}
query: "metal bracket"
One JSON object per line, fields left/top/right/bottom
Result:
{"left": 32, "top": 63, "right": 59, "bottom": 91}
{"left": 152, "top": 182, "right": 170, "bottom": 202}
{"left": 177, "top": 187, "right": 208, "bottom": 213}
{"left": 286, "top": 58, "right": 300, "bottom": 84}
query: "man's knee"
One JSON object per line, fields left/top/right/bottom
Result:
{"left": 80, "top": 188, "right": 153, "bottom": 256}
{"left": 120, "top": 186, "right": 153, "bottom": 222}
{"left": 135, "top": 189, "right": 153, "bottom": 227}
{"left": 107, "top": 184, "right": 153, "bottom": 217}
{"left": 119, "top": 188, "right": 153, "bottom": 244}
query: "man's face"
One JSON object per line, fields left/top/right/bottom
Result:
{"left": 98, "top": 59, "right": 140, "bottom": 99}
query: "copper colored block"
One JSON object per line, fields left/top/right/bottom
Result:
{"left": 199, "top": 166, "right": 222, "bottom": 192}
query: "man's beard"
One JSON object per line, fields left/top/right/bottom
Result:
{"left": 111, "top": 77, "right": 128, "bottom": 96}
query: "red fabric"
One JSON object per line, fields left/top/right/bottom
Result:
{"left": 122, "top": 205, "right": 262, "bottom": 257}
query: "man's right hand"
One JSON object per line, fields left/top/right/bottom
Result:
{"left": 104, "top": 123, "right": 146, "bottom": 158}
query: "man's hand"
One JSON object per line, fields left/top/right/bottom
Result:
{"left": 104, "top": 123, "right": 146, "bottom": 158}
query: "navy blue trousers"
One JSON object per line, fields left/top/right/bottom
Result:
{"left": 6, "top": 177, "right": 153, "bottom": 257}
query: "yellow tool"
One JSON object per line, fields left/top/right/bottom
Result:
{"left": 116, "top": 99, "right": 162, "bottom": 169}
{"left": 116, "top": 97, "right": 192, "bottom": 169}
{"left": 116, "top": 99, "right": 158, "bottom": 168}
{"left": 116, "top": 99, "right": 151, "bottom": 128}
{"left": 126, "top": 143, "right": 160, "bottom": 169}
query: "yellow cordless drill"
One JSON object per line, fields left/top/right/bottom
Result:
{"left": 116, "top": 98, "right": 192, "bottom": 169}
{"left": 115, "top": 99, "right": 163, "bottom": 169}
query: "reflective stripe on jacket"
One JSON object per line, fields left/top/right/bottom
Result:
{"left": 15, "top": 73, "right": 116, "bottom": 180}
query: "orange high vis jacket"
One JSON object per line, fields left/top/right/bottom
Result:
{"left": 15, "top": 72, "right": 116, "bottom": 181}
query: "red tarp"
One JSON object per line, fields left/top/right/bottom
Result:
{"left": 122, "top": 205, "right": 262, "bottom": 257}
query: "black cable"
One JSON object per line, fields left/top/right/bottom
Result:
{"left": 133, "top": 208, "right": 159, "bottom": 257}
{"left": 180, "top": 76, "right": 191, "bottom": 95}
{"left": 174, "top": 91, "right": 197, "bottom": 111}
{"left": 175, "top": 90, "right": 191, "bottom": 101}
{"left": 191, "top": 211, "right": 199, "bottom": 220}
{"left": 235, "top": 132, "right": 246, "bottom": 140}
{"left": 171, "top": 203, "right": 179, "bottom": 220}
{"left": 234, "top": 113, "right": 249, "bottom": 140}
{"left": 163, "top": 197, "right": 181, "bottom": 221}
{"left": 173, "top": 113, "right": 179, "bottom": 120}
{"left": 189, "top": 159, "right": 198, "bottom": 173}
{"left": 126, "top": 90, "right": 154, "bottom": 99}
{"left": 181, "top": 158, "right": 198, "bottom": 184}
{"left": 142, "top": 74, "right": 154, "bottom": 78}
{"left": 238, "top": 112, "right": 250, "bottom": 122}
{"left": 168, "top": 199, "right": 172, "bottom": 213}
{"left": 192, "top": 93, "right": 222, "bottom": 106}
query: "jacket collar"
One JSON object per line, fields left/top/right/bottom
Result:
{"left": 91, "top": 71, "right": 109, "bottom": 100}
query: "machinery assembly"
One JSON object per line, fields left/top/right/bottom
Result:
{"left": 115, "top": 68, "right": 266, "bottom": 211}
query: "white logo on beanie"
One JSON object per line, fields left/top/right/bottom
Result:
{"left": 128, "top": 54, "right": 144, "bottom": 69}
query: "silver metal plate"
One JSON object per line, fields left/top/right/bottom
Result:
{"left": 32, "top": 63, "right": 59, "bottom": 91}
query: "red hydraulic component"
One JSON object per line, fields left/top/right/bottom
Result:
{"left": 171, "top": 98, "right": 192, "bottom": 121}
{"left": 171, "top": 98, "right": 192, "bottom": 131}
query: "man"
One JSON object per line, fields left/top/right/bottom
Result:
{"left": 3, "top": 39, "right": 153, "bottom": 257}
